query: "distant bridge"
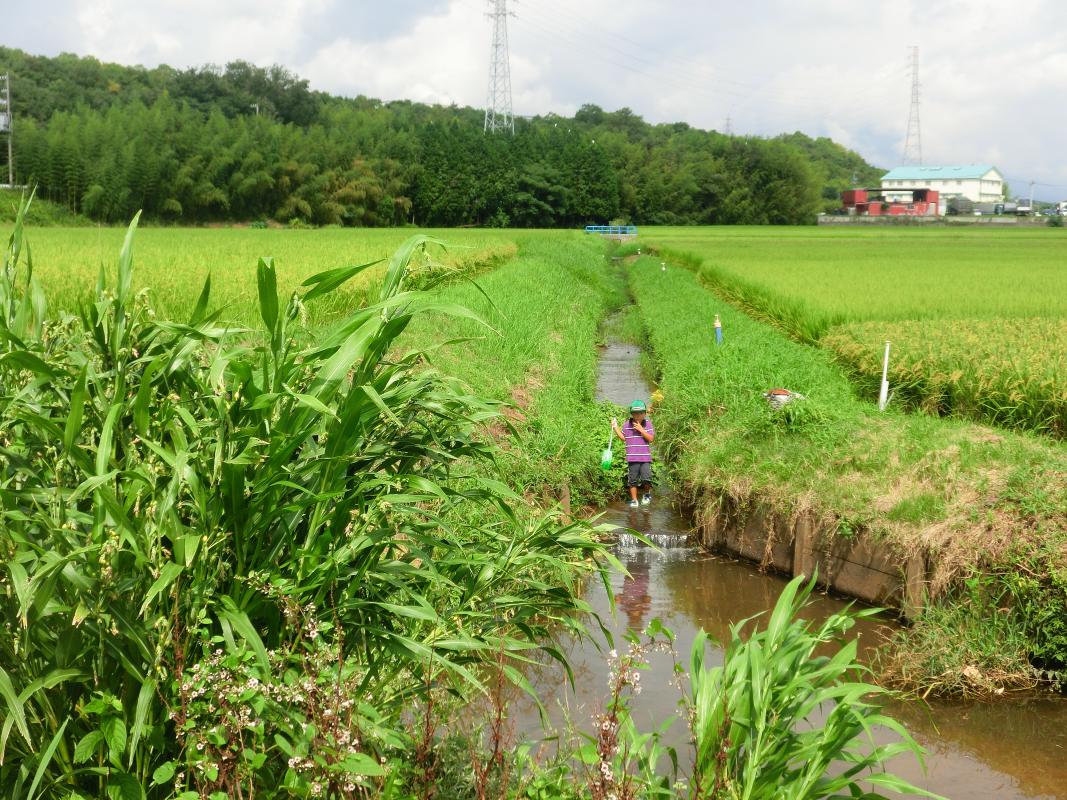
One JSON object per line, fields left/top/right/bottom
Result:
{"left": 584, "top": 224, "right": 637, "bottom": 240}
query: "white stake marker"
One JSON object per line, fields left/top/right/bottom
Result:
{"left": 878, "top": 341, "right": 891, "bottom": 411}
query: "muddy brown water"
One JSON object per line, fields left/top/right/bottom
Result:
{"left": 513, "top": 339, "right": 1067, "bottom": 799}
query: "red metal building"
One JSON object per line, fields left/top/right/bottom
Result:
{"left": 840, "top": 188, "right": 939, "bottom": 217}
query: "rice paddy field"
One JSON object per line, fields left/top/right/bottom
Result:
{"left": 27, "top": 226, "right": 525, "bottom": 326}
{"left": 4, "top": 209, "right": 1067, "bottom": 797}
{"left": 643, "top": 225, "right": 1067, "bottom": 437}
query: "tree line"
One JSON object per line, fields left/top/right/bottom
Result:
{"left": 1, "top": 46, "right": 883, "bottom": 226}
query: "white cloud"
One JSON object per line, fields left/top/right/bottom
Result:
{"left": 10, "top": 0, "right": 1067, "bottom": 197}
{"left": 299, "top": 3, "right": 484, "bottom": 105}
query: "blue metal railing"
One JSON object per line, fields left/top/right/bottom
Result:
{"left": 584, "top": 225, "right": 638, "bottom": 236}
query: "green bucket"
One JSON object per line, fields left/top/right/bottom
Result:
{"left": 600, "top": 447, "right": 613, "bottom": 471}
{"left": 600, "top": 418, "right": 616, "bottom": 471}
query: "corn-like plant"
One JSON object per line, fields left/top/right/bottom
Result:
{"left": 0, "top": 196, "right": 608, "bottom": 798}
{"left": 688, "top": 575, "right": 943, "bottom": 800}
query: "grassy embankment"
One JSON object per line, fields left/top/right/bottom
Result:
{"left": 642, "top": 226, "right": 1067, "bottom": 438}
{"left": 625, "top": 253, "right": 1067, "bottom": 695}
{"left": 404, "top": 231, "right": 629, "bottom": 509}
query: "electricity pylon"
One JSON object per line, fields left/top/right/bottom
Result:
{"left": 484, "top": 0, "right": 515, "bottom": 134}
{"left": 902, "top": 46, "right": 922, "bottom": 166}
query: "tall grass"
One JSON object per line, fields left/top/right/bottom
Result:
{"left": 689, "top": 576, "right": 940, "bottom": 799}
{"left": 0, "top": 197, "right": 608, "bottom": 798}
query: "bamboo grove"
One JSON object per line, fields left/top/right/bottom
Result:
{"left": 0, "top": 47, "right": 880, "bottom": 228}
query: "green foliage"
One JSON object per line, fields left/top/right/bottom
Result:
{"left": 883, "top": 573, "right": 1040, "bottom": 698}
{"left": 0, "top": 199, "right": 610, "bottom": 798}
{"left": 775, "top": 131, "right": 884, "bottom": 212}
{"left": 0, "top": 46, "right": 321, "bottom": 125}
{"left": 0, "top": 189, "right": 90, "bottom": 226}
{"left": 688, "top": 576, "right": 942, "bottom": 799}
{"left": 4, "top": 47, "right": 868, "bottom": 227}
{"left": 997, "top": 540, "right": 1067, "bottom": 672}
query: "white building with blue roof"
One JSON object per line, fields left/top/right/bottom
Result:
{"left": 881, "top": 165, "right": 1004, "bottom": 204}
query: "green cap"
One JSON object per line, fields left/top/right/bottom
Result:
{"left": 629, "top": 400, "right": 647, "bottom": 412}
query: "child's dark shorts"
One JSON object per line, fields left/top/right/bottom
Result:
{"left": 627, "top": 461, "right": 653, "bottom": 487}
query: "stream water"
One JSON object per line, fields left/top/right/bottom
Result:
{"left": 515, "top": 340, "right": 1067, "bottom": 799}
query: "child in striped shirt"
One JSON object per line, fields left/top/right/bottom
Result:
{"left": 612, "top": 399, "right": 655, "bottom": 508}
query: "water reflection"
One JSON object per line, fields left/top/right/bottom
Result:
{"left": 514, "top": 496, "right": 1067, "bottom": 800}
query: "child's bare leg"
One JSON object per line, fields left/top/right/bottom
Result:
{"left": 629, "top": 485, "right": 639, "bottom": 501}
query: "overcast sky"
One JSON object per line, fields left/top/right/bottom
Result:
{"left": 9, "top": 0, "right": 1067, "bottom": 199}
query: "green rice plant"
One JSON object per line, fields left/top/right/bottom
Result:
{"left": 21, "top": 224, "right": 524, "bottom": 328}
{"left": 0, "top": 198, "right": 609, "bottom": 798}
{"left": 643, "top": 226, "right": 1067, "bottom": 329}
{"left": 688, "top": 576, "right": 942, "bottom": 799}
{"left": 824, "top": 318, "right": 1067, "bottom": 437}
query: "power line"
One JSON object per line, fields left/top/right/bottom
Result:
{"left": 460, "top": 0, "right": 905, "bottom": 136}
{"left": 528, "top": 0, "right": 847, "bottom": 97}
{"left": 509, "top": 1, "right": 902, "bottom": 120}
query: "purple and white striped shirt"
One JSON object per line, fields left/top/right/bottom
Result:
{"left": 622, "top": 417, "right": 654, "bottom": 463}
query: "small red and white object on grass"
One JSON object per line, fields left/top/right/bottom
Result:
{"left": 763, "top": 388, "right": 806, "bottom": 410}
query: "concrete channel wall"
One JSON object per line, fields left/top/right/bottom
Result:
{"left": 687, "top": 491, "right": 928, "bottom": 619}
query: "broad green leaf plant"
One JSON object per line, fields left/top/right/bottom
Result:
{"left": 0, "top": 194, "right": 608, "bottom": 799}
{"left": 688, "top": 575, "right": 943, "bottom": 800}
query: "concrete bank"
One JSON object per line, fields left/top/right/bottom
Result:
{"left": 684, "top": 493, "right": 927, "bottom": 618}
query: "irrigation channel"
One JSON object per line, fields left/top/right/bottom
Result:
{"left": 514, "top": 336, "right": 1067, "bottom": 799}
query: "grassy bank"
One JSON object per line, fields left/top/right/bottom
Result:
{"left": 625, "top": 253, "right": 1067, "bottom": 694}
{"left": 402, "top": 233, "right": 629, "bottom": 509}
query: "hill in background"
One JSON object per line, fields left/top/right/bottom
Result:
{"left": 0, "top": 46, "right": 881, "bottom": 227}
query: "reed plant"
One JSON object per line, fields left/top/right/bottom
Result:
{"left": 688, "top": 576, "right": 941, "bottom": 799}
{"left": 0, "top": 196, "right": 608, "bottom": 798}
